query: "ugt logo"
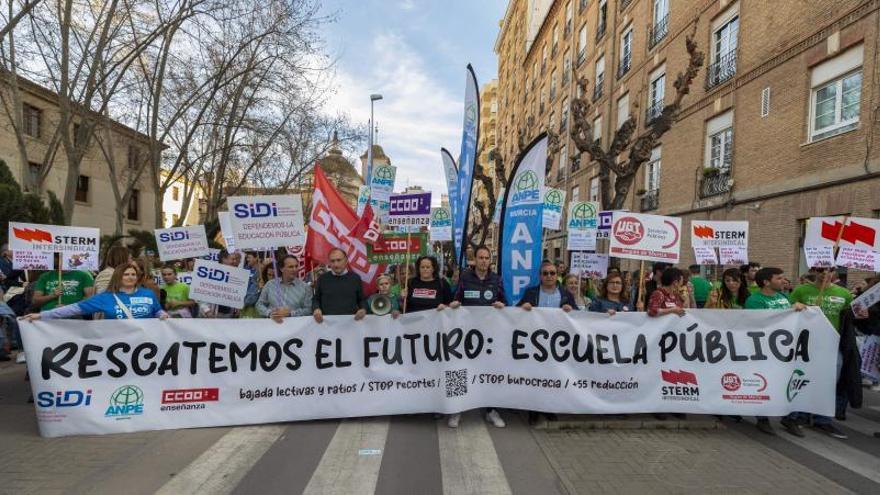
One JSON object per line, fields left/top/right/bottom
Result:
{"left": 613, "top": 216, "right": 644, "bottom": 245}
{"left": 105, "top": 385, "right": 144, "bottom": 418}
{"left": 196, "top": 266, "right": 230, "bottom": 283}
{"left": 158, "top": 231, "right": 190, "bottom": 242}
{"left": 786, "top": 369, "right": 810, "bottom": 402}
{"left": 511, "top": 170, "right": 540, "bottom": 203}
{"left": 233, "top": 202, "right": 278, "bottom": 218}
{"left": 544, "top": 189, "right": 563, "bottom": 211}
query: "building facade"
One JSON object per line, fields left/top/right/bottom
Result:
{"left": 495, "top": 0, "right": 880, "bottom": 280}
{"left": 476, "top": 80, "right": 500, "bottom": 250}
{"left": 160, "top": 172, "right": 204, "bottom": 227}
{"left": 0, "top": 75, "right": 160, "bottom": 234}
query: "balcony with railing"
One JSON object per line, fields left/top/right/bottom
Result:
{"left": 562, "top": 71, "right": 570, "bottom": 86}
{"left": 706, "top": 51, "right": 737, "bottom": 89}
{"left": 592, "top": 78, "right": 604, "bottom": 102}
{"left": 571, "top": 157, "right": 581, "bottom": 173}
{"left": 596, "top": 23, "right": 606, "bottom": 42}
{"left": 564, "top": 21, "right": 572, "bottom": 38}
{"left": 616, "top": 54, "right": 631, "bottom": 79}
{"left": 699, "top": 168, "right": 732, "bottom": 198}
{"left": 551, "top": 43, "right": 558, "bottom": 57}
{"left": 640, "top": 189, "right": 659, "bottom": 211}
{"left": 577, "top": 50, "right": 586, "bottom": 67}
{"left": 649, "top": 13, "right": 669, "bottom": 49}
{"left": 645, "top": 100, "right": 664, "bottom": 124}
{"left": 556, "top": 167, "right": 565, "bottom": 182}
{"left": 619, "top": 0, "right": 633, "bottom": 11}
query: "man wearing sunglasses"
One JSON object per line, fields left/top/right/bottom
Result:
{"left": 516, "top": 261, "right": 578, "bottom": 312}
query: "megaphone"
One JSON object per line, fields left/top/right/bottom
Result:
{"left": 370, "top": 294, "right": 392, "bottom": 316}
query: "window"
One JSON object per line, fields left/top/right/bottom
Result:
{"left": 565, "top": 2, "right": 573, "bottom": 36}
{"left": 617, "top": 93, "right": 630, "bottom": 129}
{"left": 589, "top": 177, "right": 599, "bottom": 202}
{"left": 708, "top": 8, "right": 739, "bottom": 87}
{"left": 75, "top": 175, "right": 89, "bottom": 203}
{"left": 561, "top": 100, "right": 569, "bottom": 130}
{"left": 647, "top": 67, "right": 665, "bottom": 121}
{"left": 593, "top": 56, "right": 605, "bottom": 100}
{"left": 550, "top": 70, "right": 557, "bottom": 100}
{"left": 579, "top": 0, "right": 588, "bottom": 12}
{"left": 532, "top": 62, "right": 537, "bottom": 86}
{"left": 761, "top": 87, "right": 771, "bottom": 117}
{"left": 128, "top": 189, "right": 140, "bottom": 221}
{"left": 645, "top": 147, "right": 661, "bottom": 191}
{"left": 705, "top": 110, "right": 734, "bottom": 169}
{"left": 128, "top": 145, "right": 141, "bottom": 169}
{"left": 172, "top": 186, "right": 180, "bottom": 201}
{"left": 23, "top": 104, "right": 41, "bottom": 138}
{"left": 593, "top": 116, "right": 602, "bottom": 143}
{"left": 597, "top": 0, "right": 607, "bottom": 39}
{"left": 571, "top": 185, "right": 580, "bottom": 203}
{"left": 809, "top": 45, "right": 864, "bottom": 141}
{"left": 540, "top": 88, "right": 546, "bottom": 114}
{"left": 542, "top": 45, "right": 548, "bottom": 72}
{"left": 28, "top": 162, "right": 42, "bottom": 188}
{"left": 618, "top": 27, "right": 633, "bottom": 77}
{"left": 172, "top": 213, "right": 180, "bottom": 225}
{"left": 559, "top": 143, "right": 568, "bottom": 176}
{"left": 578, "top": 25, "right": 588, "bottom": 65}
{"left": 563, "top": 52, "right": 571, "bottom": 85}
{"left": 650, "top": 0, "right": 670, "bottom": 48}
{"left": 552, "top": 25, "right": 559, "bottom": 55}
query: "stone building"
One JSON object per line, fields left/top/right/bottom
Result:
{"left": 495, "top": 0, "right": 880, "bottom": 280}
{"left": 0, "top": 74, "right": 160, "bottom": 234}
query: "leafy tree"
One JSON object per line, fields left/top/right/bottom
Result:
{"left": 0, "top": 159, "right": 65, "bottom": 244}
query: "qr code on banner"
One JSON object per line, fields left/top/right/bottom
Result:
{"left": 445, "top": 369, "right": 468, "bottom": 398}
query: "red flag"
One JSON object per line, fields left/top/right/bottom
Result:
{"left": 306, "top": 166, "right": 384, "bottom": 292}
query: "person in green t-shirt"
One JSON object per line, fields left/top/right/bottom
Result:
{"left": 788, "top": 267, "right": 852, "bottom": 332}
{"left": 688, "top": 265, "right": 712, "bottom": 308}
{"left": 160, "top": 265, "right": 195, "bottom": 317}
{"left": 32, "top": 265, "right": 95, "bottom": 311}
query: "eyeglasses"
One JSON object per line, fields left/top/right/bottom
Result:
{"left": 542, "top": 271, "right": 557, "bottom": 276}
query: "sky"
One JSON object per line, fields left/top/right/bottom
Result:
{"left": 318, "top": 0, "right": 508, "bottom": 204}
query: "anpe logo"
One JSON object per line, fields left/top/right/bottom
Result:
{"left": 613, "top": 217, "right": 644, "bottom": 245}
{"left": 374, "top": 166, "right": 395, "bottom": 180}
{"left": 36, "top": 389, "right": 93, "bottom": 408}
{"left": 162, "top": 388, "right": 219, "bottom": 404}
{"left": 660, "top": 370, "right": 700, "bottom": 401}
{"left": 233, "top": 202, "right": 278, "bottom": 218}
{"left": 544, "top": 189, "right": 563, "bottom": 206}
{"left": 721, "top": 373, "right": 741, "bottom": 391}
{"left": 516, "top": 170, "right": 538, "bottom": 191}
{"left": 571, "top": 202, "right": 597, "bottom": 220}
{"left": 511, "top": 170, "right": 540, "bottom": 203}
{"left": 105, "top": 385, "right": 144, "bottom": 419}
{"left": 158, "top": 231, "right": 190, "bottom": 242}
{"left": 432, "top": 209, "right": 450, "bottom": 222}
{"left": 786, "top": 369, "right": 810, "bottom": 402}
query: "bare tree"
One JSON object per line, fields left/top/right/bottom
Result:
{"left": 569, "top": 30, "right": 704, "bottom": 210}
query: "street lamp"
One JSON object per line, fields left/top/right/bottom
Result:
{"left": 367, "top": 94, "right": 383, "bottom": 183}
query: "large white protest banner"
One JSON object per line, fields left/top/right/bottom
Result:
{"left": 22, "top": 307, "right": 836, "bottom": 437}
{"left": 226, "top": 195, "right": 306, "bottom": 250}
{"left": 155, "top": 225, "right": 209, "bottom": 261}
{"left": 189, "top": 260, "right": 250, "bottom": 309}
{"left": 610, "top": 212, "right": 681, "bottom": 263}
{"left": 9, "top": 222, "right": 100, "bottom": 270}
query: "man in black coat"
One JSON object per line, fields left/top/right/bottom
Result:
{"left": 517, "top": 261, "right": 578, "bottom": 311}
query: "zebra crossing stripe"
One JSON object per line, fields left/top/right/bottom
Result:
{"left": 437, "top": 411, "right": 512, "bottom": 495}
{"left": 156, "top": 425, "right": 285, "bottom": 495}
{"left": 839, "top": 411, "right": 880, "bottom": 437}
{"left": 302, "top": 417, "right": 390, "bottom": 495}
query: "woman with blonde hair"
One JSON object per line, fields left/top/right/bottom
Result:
{"left": 22, "top": 262, "right": 168, "bottom": 321}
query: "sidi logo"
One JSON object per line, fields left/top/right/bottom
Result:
{"left": 196, "top": 266, "right": 230, "bottom": 283}
{"left": 36, "top": 389, "right": 93, "bottom": 408}
{"left": 233, "top": 202, "right": 278, "bottom": 218}
{"left": 158, "top": 231, "right": 190, "bottom": 242}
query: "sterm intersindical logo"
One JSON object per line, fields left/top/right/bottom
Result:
{"left": 105, "top": 385, "right": 144, "bottom": 419}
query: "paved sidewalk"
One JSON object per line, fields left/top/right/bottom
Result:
{"left": 531, "top": 428, "right": 851, "bottom": 494}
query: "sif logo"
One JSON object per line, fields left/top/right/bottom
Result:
{"left": 233, "top": 202, "right": 278, "bottom": 218}
{"left": 786, "top": 369, "right": 810, "bottom": 402}
{"left": 36, "top": 389, "right": 92, "bottom": 408}
{"left": 511, "top": 170, "right": 540, "bottom": 204}
{"left": 196, "top": 266, "right": 230, "bottom": 283}
{"left": 544, "top": 189, "right": 563, "bottom": 212}
{"left": 158, "top": 231, "right": 190, "bottom": 242}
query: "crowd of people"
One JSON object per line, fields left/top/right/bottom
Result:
{"left": 1, "top": 242, "right": 878, "bottom": 438}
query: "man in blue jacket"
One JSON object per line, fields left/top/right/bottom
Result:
{"left": 517, "top": 261, "right": 578, "bottom": 311}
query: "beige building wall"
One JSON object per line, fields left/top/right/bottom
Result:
{"left": 495, "top": 0, "right": 880, "bottom": 282}
{"left": 0, "top": 76, "right": 160, "bottom": 235}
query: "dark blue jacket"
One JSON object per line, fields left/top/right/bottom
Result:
{"left": 516, "top": 285, "right": 579, "bottom": 310}
{"left": 454, "top": 268, "right": 506, "bottom": 306}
